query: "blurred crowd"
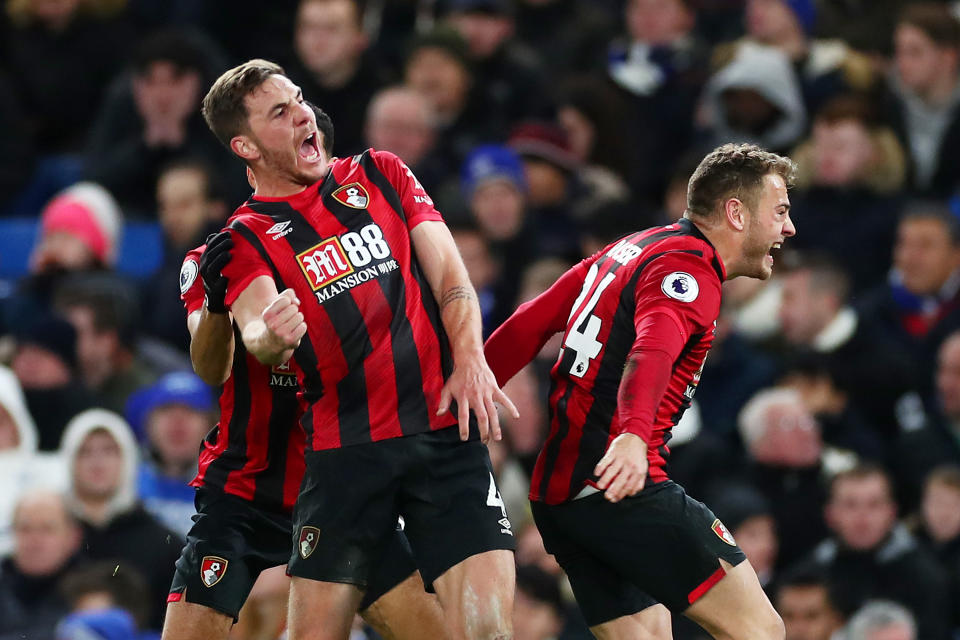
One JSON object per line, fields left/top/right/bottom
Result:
{"left": 1, "top": 0, "right": 960, "bottom": 639}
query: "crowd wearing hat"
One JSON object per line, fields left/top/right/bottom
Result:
{"left": 3, "top": 0, "right": 960, "bottom": 639}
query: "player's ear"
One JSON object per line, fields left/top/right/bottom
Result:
{"left": 231, "top": 135, "right": 260, "bottom": 162}
{"left": 724, "top": 198, "right": 746, "bottom": 232}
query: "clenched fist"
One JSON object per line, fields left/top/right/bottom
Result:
{"left": 263, "top": 289, "right": 307, "bottom": 352}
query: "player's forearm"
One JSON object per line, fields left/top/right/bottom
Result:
{"left": 242, "top": 319, "right": 294, "bottom": 366}
{"left": 190, "top": 306, "right": 235, "bottom": 386}
{"left": 439, "top": 281, "right": 484, "bottom": 362}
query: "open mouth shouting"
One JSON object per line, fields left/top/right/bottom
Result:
{"left": 298, "top": 131, "right": 321, "bottom": 162}
{"left": 767, "top": 241, "right": 783, "bottom": 266}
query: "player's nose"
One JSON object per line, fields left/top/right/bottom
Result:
{"left": 783, "top": 212, "right": 796, "bottom": 238}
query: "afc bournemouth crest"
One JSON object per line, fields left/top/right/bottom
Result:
{"left": 299, "top": 526, "right": 321, "bottom": 559}
{"left": 200, "top": 556, "right": 228, "bottom": 587}
{"left": 711, "top": 519, "right": 737, "bottom": 546}
{"left": 332, "top": 183, "right": 369, "bottom": 209}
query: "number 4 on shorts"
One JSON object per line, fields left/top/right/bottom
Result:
{"left": 486, "top": 472, "right": 506, "bottom": 519}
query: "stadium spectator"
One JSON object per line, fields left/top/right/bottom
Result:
{"left": 787, "top": 96, "right": 906, "bottom": 293}
{"left": 141, "top": 160, "right": 227, "bottom": 352}
{"left": 460, "top": 144, "right": 539, "bottom": 323}
{"left": 2, "top": 0, "right": 132, "bottom": 153}
{"left": 803, "top": 465, "right": 950, "bottom": 639}
{"left": 514, "top": 0, "right": 614, "bottom": 82}
{"left": 85, "top": 28, "right": 242, "bottom": 214}
{"left": 893, "top": 333, "right": 960, "bottom": 509}
{"left": 506, "top": 122, "right": 591, "bottom": 258}
{"left": 450, "top": 223, "right": 504, "bottom": 337}
{"left": 884, "top": 3, "right": 960, "bottom": 196}
{"left": 708, "top": 482, "right": 778, "bottom": 590}
{"left": 439, "top": 0, "right": 550, "bottom": 126}
{"left": 363, "top": 85, "right": 447, "bottom": 194}
{"left": 556, "top": 75, "right": 633, "bottom": 194}
{"left": 404, "top": 27, "right": 497, "bottom": 176}
{"left": 513, "top": 564, "right": 566, "bottom": 640}
{"left": 858, "top": 206, "right": 960, "bottom": 397}
{"left": 737, "top": 387, "right": 835, "bottom": 568}
{"left": 0, "top": 490, "right": 82, "bottom": 639}
{"left": 774, "top": 565, "right": 845, "bottom": 640}
{"left": 2, "top": 182, "right": 123, "bottom": 337}
{"left": 0, "top": 365, "right": 65, "bottom": 556}
{"left": 778, "top": 356, "right": 885, "bottom": 463}
{"left": 915, "top": 466, "right": 960, "bottom": 632}
{"left": 55, "top": 608, "right": 146, "bottom": 640}
{"left": 606, "top": 0, "right": 710, "bottom": 202}
{"left": 11, "top": 313, "right": 94, "bottom": 451}
{"left": 700, "top": 41, "right": 807, "bottom": 155}
{"left": 60, "top": 409, "right": 181, "bottom": 630}
{"left": 916, "top": 466, "right": 960, "bottom": 565}
{"left": 59, "top": 561, "right": 153, "bottom": 637}
{"left": 737, "top": 0, "right": 877, "bottom": 114}
{"left": 844, "top": 601, "right": 916, "bottom": 640}
{"left": 55, "top": 274, "right": 159, "bottom": 415}
{"left": 776, "top": 253, "right": 917, "bottom": 443}
{"left": 695, "top": 299, "right": 780, "bottom": 439}
{"left": 286, "top": 0, "right": 393, "bottom": 157}
{"left": 130, "top": 372, "right": 215, "bottom": 536}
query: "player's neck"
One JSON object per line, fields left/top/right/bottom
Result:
{"left": 685, "top": 216, "right": 737, "bottom": 280}
{"left": 252, "top": 173, "right": 311, "bottom": 199}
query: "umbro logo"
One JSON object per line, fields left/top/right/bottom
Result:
{"left": 267, "top": 220, "right": 293, "bottom": 239}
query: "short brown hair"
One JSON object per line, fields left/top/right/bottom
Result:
{"left": 898, "top": 2, "right": 960, "bottom": 49}
{"left": 686, "top": 143, "right": 796, "bottom": 221}
{"left": 829, "top": 463, "right": 895, "bottom": 503}
{"left": 202, "top": 59, "right": 285, "bottom": 149}
{"left": 925, "top": 465, "right": 960, "bottom": 493}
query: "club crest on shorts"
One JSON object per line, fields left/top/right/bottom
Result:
{"left": 200, "top": 556, "right": 228, "bottom": 587}
{"left": 661, "top": 271, "right": 699, "bottom": 302}
{"left": 711, "top": 519, "right": 737, "bottom": 546}
{"left": 299, "top": 526, "right": 321, "bottom": 559}
{"left": 179, "top": 259, "right": 199, "bottom": 295}
{"left": 332, "top": 183, "right": 369, "bottom": 209}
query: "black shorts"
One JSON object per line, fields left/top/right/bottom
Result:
{"left": 289, "top": 428, "right": 516, "bottom": 590}
{"left": 530, "top": 480, "right": 746, "bottom": 627}
{"left": 168, "top": 487, "right": 417, "bottom": 619}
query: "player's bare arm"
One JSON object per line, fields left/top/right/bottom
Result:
{"left": 186, "top": 231, "right": 237, "bottom": 384}
{"left": 410, "top": 220, "right": 518, "bottom": 443}
{"left": 232, "top": 276, "right": 307, "bottom": 366}
{"left": 187, "top": 308, "right": 235, "bottom": 386}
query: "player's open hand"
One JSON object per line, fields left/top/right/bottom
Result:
{"left": 437, "top": 350, "right": 519, "bottom": 444}
{"left": 263, "top": 289, "right": 307, "bottom": 352}
{"left": 594, "top": 433, "right": 649, "bottom": 503}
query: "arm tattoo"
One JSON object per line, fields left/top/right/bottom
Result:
{"left": 440, "top": 285, "right": 476, "bottom": 310}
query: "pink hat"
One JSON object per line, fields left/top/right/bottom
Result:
{"left": 40, "top": 182, "right": 122, "bottom": 266}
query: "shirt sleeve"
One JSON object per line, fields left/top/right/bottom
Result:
{"left": 484, "top": 256, "right": 595, "bottom": 387}
{"left": 632, "top": 251, "right": 722, "bottom": 343}
{"left": 370, "top": 149, "right": 444, "bottom": 230}
{"left": 221, "top": 227, "right": 274, "bottom": 308}
{"left": 614, "top": 252, "right": 722, "bottom": 441}
{"left": 179, "top": 247, "right": 205, "bottom": 315}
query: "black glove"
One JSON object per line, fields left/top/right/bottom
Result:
{"left": 200, "top": 231, "right": 233, "bottom": 314}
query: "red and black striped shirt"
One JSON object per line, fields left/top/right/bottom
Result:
{"left": 222, "top": 150, "right": 459, "bottom": 451}
{"left": 180, "top": 248, "right": 305, "bottom": 513}
{"left": 485, "top": 219, "right": 725, "bottom": 504}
